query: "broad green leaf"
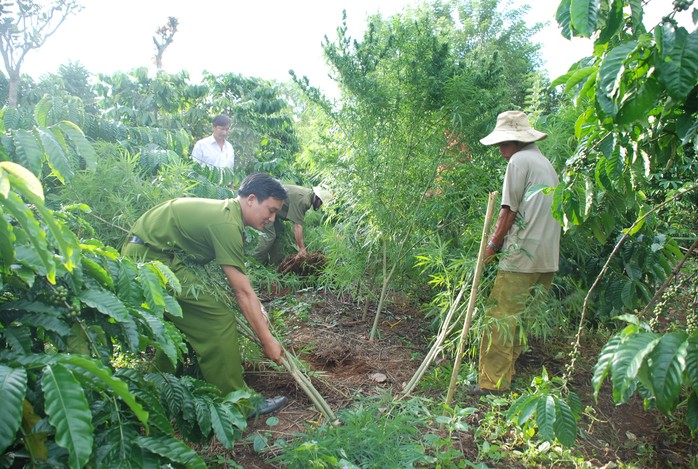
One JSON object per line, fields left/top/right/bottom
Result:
{"left": 116, "top": 262, "right": 142, "bottom": 305}
{"left": 58, "top": 121, "right": 97, "bottom": 172}
{"left": 60, "top": 355, "right": 149, "bottom": 430}
{"left": 140, "top": 264, "right": 167, "bottom": 314}
{"left": 81, "top": 256, "right": 114, "bottom": 289}
{"left": 42, "top": 363, "right": 94, "bottom": 468}
{"left": 0, "top": 161, "right": 44, "bottom": 200}
{"left": 149, "top": 260, "right": 181, "bottom": 294}
{"left": 598, "top": 0, "right": 623, "bottom": 44}
{"left": 3, "top": 326, "right": 33, "bottom": 354}
{"left": 525, "top": 183, "right": 554, "bottom": 201}
{"left": 628, "top": 0, "right": 644, "bottom": 33}
{"left": 536, "top": 396, "right": 556, "bottom": 441}
{"left": 592, "top": 334, "right": 621, "bottom": 398}
{"left": 138, "top": 310, "right": 180, "bottom": 366}
{"left": 617, "top": 78, "right": 661, "bottom": 126}
{"left": 36, "top": 128, "right": 73, "bottom": 184}
{"left": 609, "top": 330, "right": 655, "bottom": 402}
{"left": 656, "top": 26, "right": 698, "bottom": 100}
{"left": 5, "top": 172, "right": 80, "bottom": 275}
{"left": 134, "top": 435, "right": 206, "bottom": 469}
{"left": 163, "top": 294, "right": 183, "bottom": 318}
{"left": 508, "top": 394, "right": 538, "bottom": 425}
{"left": 0, "top": 365, "right": 27, "bottom": 454}
{"left": 686, "top": 334, "right": 698, "bottom": 389}
{"left": 2, "top": 192, "right": 55, "bottom": 282}
{"left": 12, "top": 130, "right": 43, "bottom": 175}
{"left": 555, "top": 0, "right": 573, "bottom": 40}
{"left": 146, "top": 373, "right": 188, "bottom": 416}
{"left": 560, "top": 66, "right": 596, "bottom": 93}
{"left": 22, "top": 312, "right": 72, "bottom": 336}
{"left": 596, "top": 41, "right": 638, "bottom": 117}
{"left": 621, "top": 332, "right": 661, "bottom": 384}
{"left": 33, "top": 95, "right": 52, "bottom": 127}
{"left": 209, "top": 400, "right": 246, "bottom": 449}
{"left": 550, "top": 182, "right": 566, "bottom": 226}
{"left": 116, "top": 369, "right": 173, "bottom": 433}
{"left": 567, "top": 392, "right": 584, "bottom": 415}
{"left": 0, "top": 207, "right": 14, "bottom": 268}
{"left": 193, "top": 395, "right": 213, "bottom": 436}
{"left": 594, "top": 157, "right": 613, "bottom": 191}
{"left": 570, "top": 0, "right": 599, "bottom": 38}
{"left": 79, "top": 287, "right": 131, "bottom": 323}
{"left": 687, "top": 392, "right": 698, "bottom": 432}
{"left": 553, "top": 399, "right": 577, "bottom": 447}
{"left": 648, "top": 332, "right": 688, "bottom": 414}
{"left": 90, "top": 423, "right": 141, "bottom": 467}
{"left": 119, "top": 318, "right": 141, "bottom": 353}
{"left": 620, "top": 279, "right": 634, "bottom": 308}
{"left": 0, "top": 169, "right": 8, "bottom": 198}
{"left": 31, "top": 198, "right": 81, "bottom": 274}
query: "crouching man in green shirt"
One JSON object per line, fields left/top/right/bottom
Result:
{"left": 122, "top": 173, "right": 288, "bottom": 415}
{"left": 252, "top": 184, "right": 332, "bottom": 265}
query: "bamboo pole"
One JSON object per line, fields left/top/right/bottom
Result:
{"left": 397, "top": 280, "right": 469, "bottom": 399}
{"left": 235, "top": 316, "right": 336, "bottom": 421}
{"left": 180, "top": 261, "right": 337, "bottom": 422}
{"left": 398, "top": 191, "right": 498, "bottom": 400}
{"left": 444, "top": 191, "right": 498, "bottom": 407}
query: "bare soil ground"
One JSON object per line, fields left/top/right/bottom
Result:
{"left": 200, "top": 290, "right": 696, "bottom": 468}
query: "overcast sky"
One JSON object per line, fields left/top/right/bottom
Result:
{"left": 19, "top": 0, "right": 680, "bottom": 97}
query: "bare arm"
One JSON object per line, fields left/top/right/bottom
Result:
{"left": 221, "top": 264, "right": 283, "bottom": 364}
{"left": 485, "top": 205, "right": 517, "bottom": 264}
{"left": 293, "top": 223, "right": 306, "bottom": 256}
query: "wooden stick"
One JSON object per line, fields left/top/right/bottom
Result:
{"left": 444, "top": 191, "right": 498, "bottom": 407}
{"left": 398, "top": 191, "right": 498, "bottom": 400}
{"left": 234, "top": 316, "right": 336, "bottom": 421}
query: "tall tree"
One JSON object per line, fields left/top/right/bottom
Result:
{"left": 0, "top": 0, "right": 82, "bottom": 108}
{"left": 298, "top": 0, "right": 542, "bottom": 339}
{"left": 153, "top": 16, "right": 178, "bottom": 71}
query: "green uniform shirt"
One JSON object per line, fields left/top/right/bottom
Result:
{"left": 130, "top": 197, "right": 246, "bottom": 273}
{"left": 279, "top": 185, "right": 313, "bottom": 225}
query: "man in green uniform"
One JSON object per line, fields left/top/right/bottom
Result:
{"left": 252, "top": 184, "right": 332, "bottom": 265}
{"left": 122, "top": 173, "right": 288, "bottom": 413}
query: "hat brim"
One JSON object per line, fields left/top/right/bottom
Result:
{"left": 312, "top": 186, "right": 333, "bottom": 203}
{"left": 479, "top": 129, "right": 548, "bottom": 146}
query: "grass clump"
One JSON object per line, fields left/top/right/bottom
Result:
{"left": 271, "top": 393, "right": 473, "bottom": 468}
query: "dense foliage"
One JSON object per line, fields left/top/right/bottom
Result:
{"left": 0, "top": 0, "right": 696, "bottom": 466}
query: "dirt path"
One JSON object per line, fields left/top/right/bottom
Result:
{"left": 203, "top": 291, "right": 694, "bottom": 468}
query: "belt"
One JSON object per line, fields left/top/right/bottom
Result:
{"left": 128, "top": 235, "right": 145, "bottom": 245}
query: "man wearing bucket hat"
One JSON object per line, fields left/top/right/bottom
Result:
{"left": 475, "top": 110, "right": 560, "bottom": 395}
{"left": 252, "top": 184, "right": 333, "bottom": 265}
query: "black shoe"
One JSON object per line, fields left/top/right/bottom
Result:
{"left": 248, "top": 396, "right": 288, "bottom": 419}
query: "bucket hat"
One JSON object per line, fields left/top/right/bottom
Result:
{"left": 312, "top": 186, "right": 334, "bottom": 203}
{"left": 480, "top": 111, "right": 547, "bottom": 146}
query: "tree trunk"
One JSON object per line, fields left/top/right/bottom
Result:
{"left": 8, "top": 72, "right": 19, "bottom": 108}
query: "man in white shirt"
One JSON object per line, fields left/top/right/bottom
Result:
{"left": 191, "top": 114, "right": 235, "bottom": 170}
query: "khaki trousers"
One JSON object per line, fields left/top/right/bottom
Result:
{"left": 478, "top": 270, "right": 554, "bottom": 391}
{"left": 122, "top": 242, "right": 245, "bottom": 395}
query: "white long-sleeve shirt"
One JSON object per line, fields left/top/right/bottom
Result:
{"left": 191, "top": 135, "right": 235, "bottom": 170}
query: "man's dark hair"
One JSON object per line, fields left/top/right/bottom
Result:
{"left": 212, "top": 114, "right": 231, "bottom": 127}
{"left": 238, "top": 173, "right": 287, "bottom": 202}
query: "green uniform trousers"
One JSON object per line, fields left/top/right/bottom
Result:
{"left": 122, "top": 242, "right": 245, "bottom": 395}
{"left": 478, "top": 270, "right": 554, "bottom": 391}
{"left": 251, "top": 216, "right": 285, "bottom": 265}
